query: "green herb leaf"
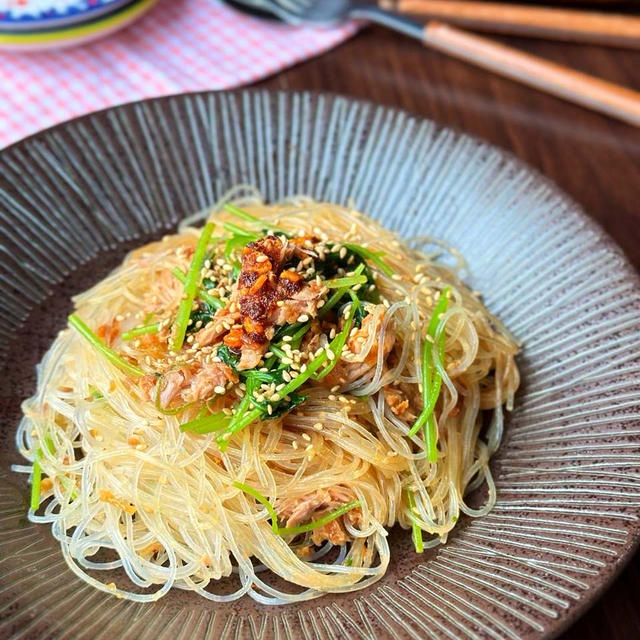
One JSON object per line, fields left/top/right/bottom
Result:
{"left": 217, "top": 345, "right": 240, "bottom": 371}
{"left": 265, "top": 392, "right": 307, "bottom": 420}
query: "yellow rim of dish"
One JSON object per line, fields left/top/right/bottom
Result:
{"left": 0, "top": 0, "right": 158, "bottom": 45}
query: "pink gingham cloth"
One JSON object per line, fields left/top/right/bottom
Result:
{"left": 0, "top": 0, "right": 358, "bottom": 148}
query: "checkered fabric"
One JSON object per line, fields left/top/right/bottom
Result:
{"left": 0, "top": 0, "right": 357, "bottom": 147}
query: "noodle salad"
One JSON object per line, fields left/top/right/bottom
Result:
{"left": 16, "top": 193, "right": 520, "bottom": 603}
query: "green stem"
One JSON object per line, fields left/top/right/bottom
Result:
{"left": 233, "top": 481, "right": 279, "bottom": 534}
{"left": 172, "top": 222, "right": 215, "bottom": 351}
{"left": 154, "top": 376, "right": 193, "bottom": 416}
{"left": 278, "top": 501, "right": 361, "bottom": 536}
{"left": 30, "top": 456, "right": 42, "bottom": 511}
{"left": 326, "top": 274, "right": 367, "bottom": 289}
{"left": 223, "top": 203, "right": 288, "bottom": 234}
{"left": 180, "top": 411, "right": 231, "bottom": 434}
{"left": 319, "top": 264, "right": 365, "bottom": 318}
{"left": 172, "top": 267, "right": 224, "bottom": 310}
{"left": 343, "top": 243, "right": 394, "bottom": 277}
{"left": 121, "top": 322, "right": 160, "bottom": 341}
{"left": 313, "top": 292, "right": 359, "bottom": 381}
{"left": 406, "top": 490, "right": 424, "bottom": 553}
{"left": 68, "top": 314, "right": 144, "bottom": 377}
{"left": 408, "top": 287, "right": 451, "bottom": 449}
{"left": 223, "top": 221, "right": 260, "bottom": 240}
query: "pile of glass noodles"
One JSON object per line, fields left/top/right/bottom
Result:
{"left": 16, "top": 194, "right": 520, "bottom": 603}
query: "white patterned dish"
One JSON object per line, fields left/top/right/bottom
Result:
{"left": 0, "top": 91, "right": 638, "bottom": 640}
{"left": 0, "top": 0, "right": 132, "bottom": 31}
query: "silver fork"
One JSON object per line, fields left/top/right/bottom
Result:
{"left": 230, "top": 0, "right": 421, "bottom": 35}
{"left": 228, "top": 0, "right": 640, "bottom": 127}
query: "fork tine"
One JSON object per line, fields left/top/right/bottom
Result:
{"left": 269, "top": 0, "right": 315, "bottom": 17}
{"left": 235, "top": 0, "right": 310, "bottom": 22}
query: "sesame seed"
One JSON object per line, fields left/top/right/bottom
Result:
{"left": 298, "top": 314, "right": 309, "bottom": 323}
{"left": 302, "top": 433, "right": 311, "bottom": 442}
{"left": 267, "top": 404, "right": 273, "bottom": 415}
{"left": 214, "top": 385, "right": 226, "bottom": 394}
{"left": 328, "top": 394, "right": 337, "bottom": 401}
{"left": 313, "top": 422, "right": 323, "bottom": 430}
{"left": 331, "top": 385, "right": 340, "bottom": 392}
{"left": 292, "top": 441, "right": 299, "bottom": 450}
{"left": 392, "top": 274, "right": 402, "bottom": 281}
{"left": 270, "top": 393, "right": 281, "bottom": 402}
{"left": 304, "top": 444, "right": 313, "bottom": 452}
{"left": 326, "top": 349, "right": 335, "bottom": 361}
{"left": 256, "top": 254, "right": 269, "bottom": 263}
{"left": 282, "top": 336, "right": 292, "bottom": 342}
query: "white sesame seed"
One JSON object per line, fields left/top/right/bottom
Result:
{"left": 313, "top": 422, "right": 323, "bottom": 430}
{"left": 298, "top": 314, "right": 309, "bottom": 323}
{"left": 214, "top": 385, "right": 226, "bottom": 394}
{"left": 302, "top": 433, "right": 311, "bottom": 442}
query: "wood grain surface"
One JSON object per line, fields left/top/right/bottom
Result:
{"left": 255, "top": 24, "right": 640, "bottom": 640}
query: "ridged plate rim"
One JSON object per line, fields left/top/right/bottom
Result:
{"left": 0, "top": 89, "right": 638, "bottom": 640}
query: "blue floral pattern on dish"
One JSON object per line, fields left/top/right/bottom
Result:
{"left": 0, "top": 0, "right": 121, "bottom": 24}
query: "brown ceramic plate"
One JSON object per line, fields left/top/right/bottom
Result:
{"left": 1, "top": 91, "right": 639, "bottom": 640}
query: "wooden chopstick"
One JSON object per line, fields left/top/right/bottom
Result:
{"left": 421, "top": 22, "right": 640, "bottom": 126}
{"left": 382, "top": 0, "right": 640, "bottom": 48}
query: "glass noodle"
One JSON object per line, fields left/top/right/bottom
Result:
{"left": 15, "top": 191, "right": 520, "bottom": 603}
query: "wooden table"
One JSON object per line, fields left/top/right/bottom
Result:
{"left": 257, "top": 24, "right": 640, "bottom": 640}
